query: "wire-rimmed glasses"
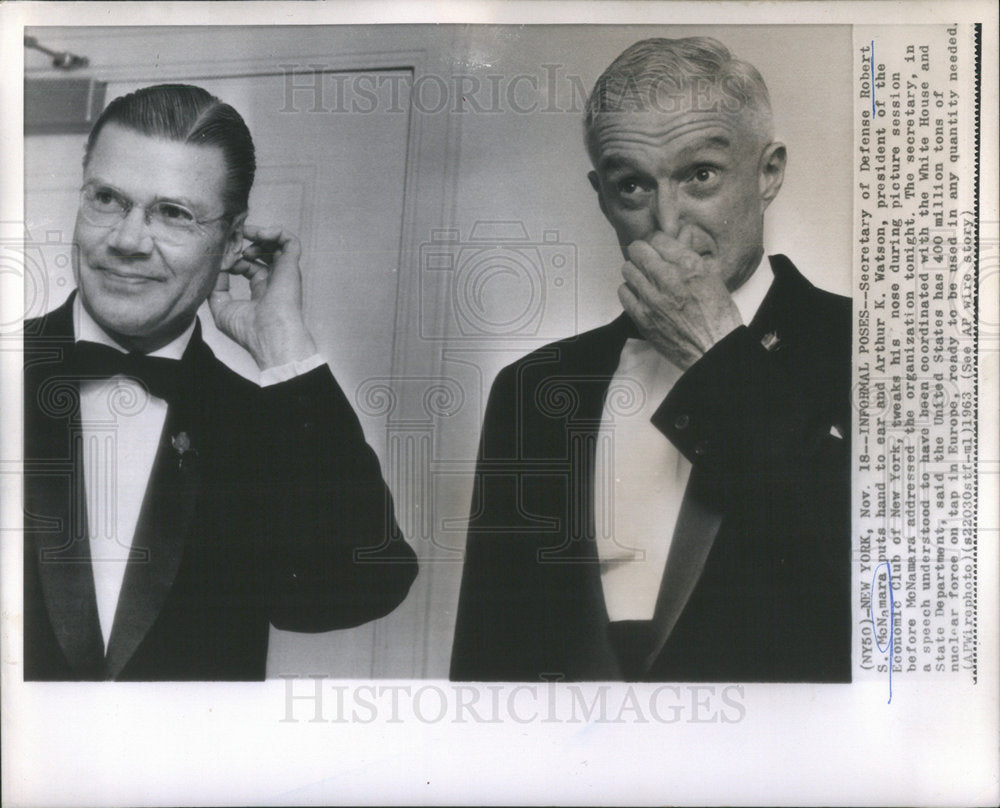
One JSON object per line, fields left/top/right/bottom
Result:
{"left": 78, "top": 183, "right": 229, "bottom": 245}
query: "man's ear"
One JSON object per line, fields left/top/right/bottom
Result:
{"left": 221, "top": 211, "right": 248, "bottom": 271}
{"left": 588, "top": 170, "right": 609, "bottom": 219}
{"left": 758, "top": 142, "right": 787, "bottom": 211}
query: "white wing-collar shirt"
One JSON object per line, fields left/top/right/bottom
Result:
{"left": 73, "top": 296, "right": 323, "bottom": 649}
{"left": 594, "top": 255, "right": 774, "bottom": 621}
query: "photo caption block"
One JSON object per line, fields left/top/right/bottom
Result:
{"left": 853, "top": 24, "right": 981, "bottom": 694}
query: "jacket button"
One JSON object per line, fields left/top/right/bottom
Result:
{"left": 674, "top": 414, "right": 690, "bottom": 430}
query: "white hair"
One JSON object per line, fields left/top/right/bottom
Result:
{"left": 584, "top": 37, "right": 774, "bottom": 164}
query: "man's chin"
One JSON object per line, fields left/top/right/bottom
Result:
{"left": 81, "top": 296, "right": 158, "bottom": 341}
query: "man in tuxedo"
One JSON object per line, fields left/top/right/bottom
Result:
{"left": 24, "top": 84, "right": 417, "bottom": 680}
{"left": 451, "top": 38, "right": 851, "bottom": 682}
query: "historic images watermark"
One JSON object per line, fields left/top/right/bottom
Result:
{"left": 279, "top": 64, "right": 591, "bottom": 115}
{"left": 279, "top": 677, "right": 747, "bottom": 725}
{"left": 278, "top": 63, "right": 756, "bottom": 117}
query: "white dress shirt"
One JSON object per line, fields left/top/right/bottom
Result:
{"left": 74, "top": 297, "right": 324, "bottom": 650}
{"left": 594, "top": 256, "right": 774, "bottom": 621}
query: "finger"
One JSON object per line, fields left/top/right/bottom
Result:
{"left": 242, "top": 223, "right": 288, "bottom": 242}
{"left": 242, "top": 223, "right": 302, "bottom": 257}
{"left": 647, "top": 231, "right": 699, "bottom": 273}
{"left": 227, "top": 253, "right": 273, "bottom": 278}
{"left": 626, "top": 240, "right": 684, "bottom": 295}
{"left": 228, "top": 259, "right": 272, "bottom": 299}
{"left": 242, "top": 225, "right": 302, "bottom": 286}
{"left": 214, "top": 271, "right": 230, "bottom": 293}
{"left": 621, "top": 260, "right": 661, "bottom": 305}
{"left": 675, "top": 227, "right": 720, "bottom": 282}
{"left": 208, "top": 283, "right": 232, "bottom": 316}
{"left": 241, "top": 227, "right": 284, "bottom": 266}
{"left": 225, "top": 257, "right": 253, "bottom": 276}
{"left": 238, "top": 241, "right": 279, "bottom": 274}
{"left": 207, "top": 289, "right": 242, "bottom": 337}
{"left": 617, "top": 282, "right": 645, "bottom": 326}
{"left": 224, "top": 258, "right": 272, "bottom": 305}
{"left": 239, "top": 244, "right": 274, "bottom": 267}
{"left": 242, "top": 258, "right": 269, "bottom": 281}
{"left": 247, "top": 264, "right": 271, "bottom": 299}
{"left": 627, "top": 262, "right": 686, "bottom": 315}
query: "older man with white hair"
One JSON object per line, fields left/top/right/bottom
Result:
{"left": 452, "top": 37, "right": 852, "bottom": 682}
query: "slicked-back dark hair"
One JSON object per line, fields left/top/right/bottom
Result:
{"left": 84, "top": 83, "right": 255, "bottom": 217}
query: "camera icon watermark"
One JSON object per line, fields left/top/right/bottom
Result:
{"left": 0, "top": 223, "right": 75, "bottom": 336}
{"left": 418, "top": 221, "right": 577, "bottom": 341}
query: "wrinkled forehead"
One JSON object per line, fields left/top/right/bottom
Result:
{"left": 596, "top": 76, "right": 753, "bottom": 118}
{"left": 588, "top": 80, "right": 766, "bottom": 159}
{"left": 588, "top": 104, "right": 763, "bottom": 168}
{"left": 84, "top": 123, "right": 229, "bottom": 209}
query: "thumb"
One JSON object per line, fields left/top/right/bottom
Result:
{"left": 677, "top": 225, "right": 701, "bottom": 252}
{"left": 208, "top": 280, "right": 243, "bottom": 338}
{"left": 209, "top": 271, "right": 232, "bottom": 311}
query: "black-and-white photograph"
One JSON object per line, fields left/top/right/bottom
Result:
{"left": 2, "top": 2, "right": 997, "bottom": 806}
{"left": 18, "top": 22, "right": 854, "bottom": 683}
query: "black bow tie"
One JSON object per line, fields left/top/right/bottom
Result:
{"left": 71, "top": 340, "right": 183, "bottom": 403}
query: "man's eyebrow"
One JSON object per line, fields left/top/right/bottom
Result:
{"left": 597, "top": 155, "right": 643, "bottom": 174}
{"left": 597, "top": 134, "right": 737, "bottom": 174}
{"left": 82, "top": 177, "right": 117, "bottom": 191}
{"left": 673, "top": 134, "right": 734, "bottom": 160}
{"left": 82, "top": 178, "right": 201, "bottom": 209}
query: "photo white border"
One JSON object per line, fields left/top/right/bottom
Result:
{"left": 2, "top": 3, "right": 997, "bottom": 806}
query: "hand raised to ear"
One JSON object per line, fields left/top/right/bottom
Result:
{"left": 209, "top": 224, "right": 317, "bottom": 370}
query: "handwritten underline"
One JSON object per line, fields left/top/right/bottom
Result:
{"left": 871, "top": 40, "right": 876, "bottom": 117}
{"left": 869, "top": 559, "right": 894, "bottom": 704}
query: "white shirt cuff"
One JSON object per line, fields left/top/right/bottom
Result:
{"left": 259, "top": 353, "right": 326, "bottom": 387}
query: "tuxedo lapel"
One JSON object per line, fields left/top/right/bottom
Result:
{"left": 642, "top": 467, "right": 723, "bottom": 674}
{"left": 537, "top": 314, "right": 635, "bottom": 566}
{"left": 25, "top": 296, "right": 105, "bottom": 676}
{"left": 31, "top": 420, "right": 107, "bottom": 676}
{"left": 104, "top": 340, "right": 205, "bottom": 679}
{"left": 530, "top": 315, "right": 652, "bottom": 679}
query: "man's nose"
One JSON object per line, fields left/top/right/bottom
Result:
{"left": 106, "top": 206, "right": 154, "bottom": 256}
{"left": 653, "top": 185, "right": 682, "bottom": 239}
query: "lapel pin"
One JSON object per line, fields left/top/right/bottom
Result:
{"left": 761, "top": 331, "right": 782, "bottom": 352}
{"left": 171, "top": 431, "right": 198, "bottom": 470}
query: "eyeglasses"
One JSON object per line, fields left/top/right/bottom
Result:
{"left": 78, "top": 184, "right": 228, "bottom": 245}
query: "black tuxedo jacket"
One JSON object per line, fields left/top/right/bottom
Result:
{"left": 451, "top": 256, "right": 852, "bottom": 682}
{"left": 24, "top": 294, "right": 417, "bottom": 680}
